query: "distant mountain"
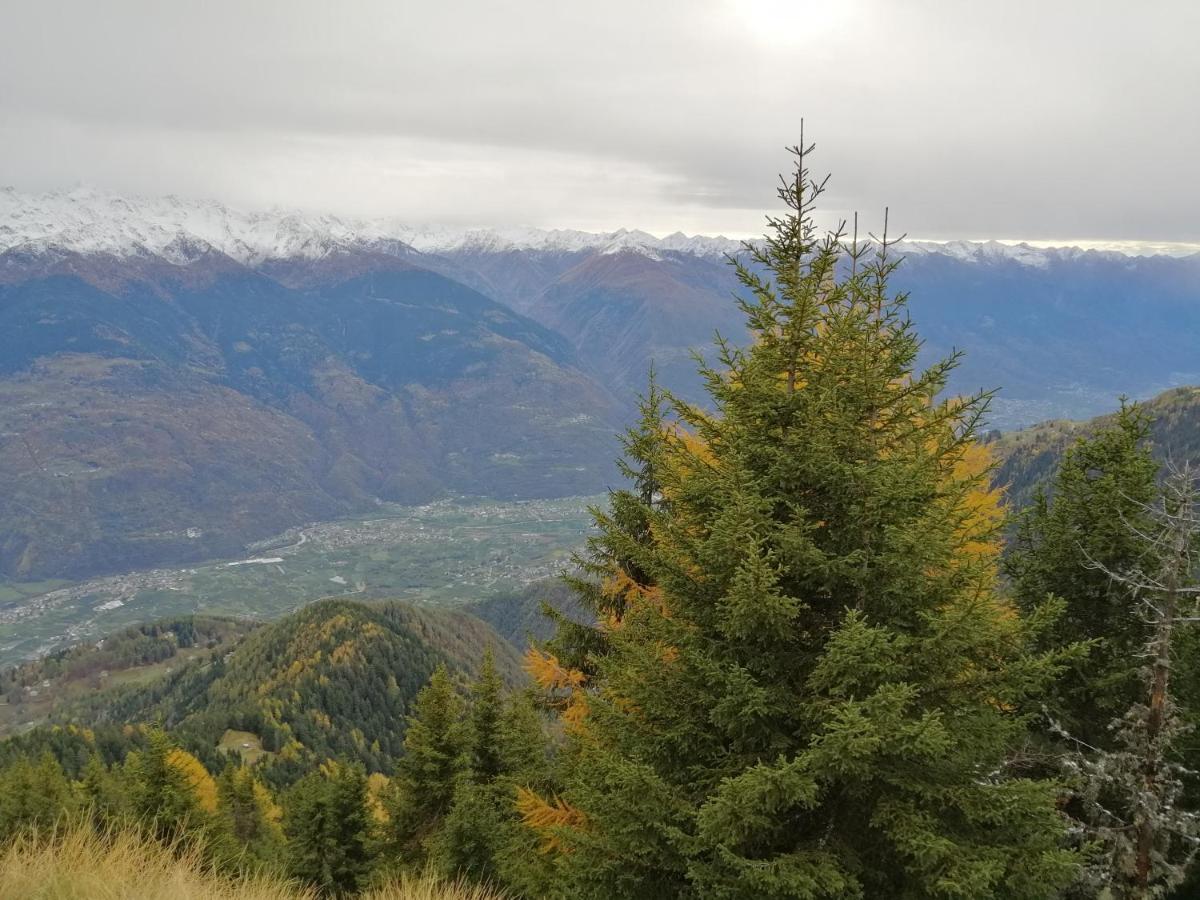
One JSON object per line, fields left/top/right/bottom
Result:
{"left": 0, "top": 244, "right": 619, "bottom": 581}
{"left": 436, "top": 240, "right": 1200, "bottom": 427}
{"left": 991, "top": 386, "right": 1200, "bottom": 509}
{"left": 4, "top": 185, "right": 1199, "bottom": 582}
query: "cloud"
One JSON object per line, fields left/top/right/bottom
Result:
{"left": 1, "top": 0, "right": 1197, "bottom": 242}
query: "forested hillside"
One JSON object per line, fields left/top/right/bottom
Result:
{"left": 992, "top": 385, "right": 1200, "bottom": 507}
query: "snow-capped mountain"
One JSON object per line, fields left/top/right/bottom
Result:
{"left": 5, "top": 186, "right": 1191, "bottom": 269}
{"left": 0, "top": 186, "right": 747, "bottom": 265}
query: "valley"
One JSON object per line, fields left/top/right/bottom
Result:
{"left": 0, "top": 494, "right": 598, "bottom": 668}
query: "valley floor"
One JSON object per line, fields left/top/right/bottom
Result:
{"left": 0, "top": 495, "right": 598, "bottom": 669}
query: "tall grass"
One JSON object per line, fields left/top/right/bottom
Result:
{"left": 0, "top": 825, "right": 504, "bottom": 900}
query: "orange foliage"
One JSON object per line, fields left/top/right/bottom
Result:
{"left": 601, "top": 569, "right": 667, "bottom": 621}
{"left": 561, "top": 692, "right": 590, "bottom": 735}
{"left": 523, "top": 648, "right": 586, "bottom": 692}
{"left": 515, "top": 786, "right": 585, "bottom": 853}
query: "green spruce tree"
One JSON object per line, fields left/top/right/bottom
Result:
{"left": 284, "top": 762, "right": 373, "bottom": 896}
{"left": 1006, "top": 402, "right": 1159, "bottom": 746}
{"left": 384, "top": 664, "right": 467, "bottom": 863}
{"left": 468, "top": 647, "right": 505, "bottom": 783}
{"left": 125, "top": 729, "right": 209, "bottom": 840}
{"left": 0, "top": 752, "right": 77, "bottom": 840}
{"left": 530, "top": 139, "right": 1079, "bottom": 900}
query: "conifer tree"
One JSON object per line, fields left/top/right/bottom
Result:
{"left": 1007, "top": 402, "right": 1159, "bottom": 746}
{"left": 216, "top": 763, "right": 283, "bottom": 868}
{"left": 1067, "top": 464, "right": 1200, "bottom": 898}
{"left": 125, "top": 729, "right": 210, "bottom": 840}
{"left": 0, "top": 752, "right": 77, "bottom": 840}
{"left": 530, "top": 139, "right": 1079, "bottom": 899}
{"left": 433, "top": 689, "right": 558, "bottom": 895}
{"left": 284, "top": 762, "right": 373, "bottom": 896}
{"left": 384, "top": 664, "right": 467, "bottom": 862}
{"left": 469, "top": 647, "right": 505, "bottom": 783}
{"left": 80, "top": 751, "right": 126, "bottom": 827}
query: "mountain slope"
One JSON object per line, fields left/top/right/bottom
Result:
{"left": 526, "top": 248, "right": 747, "bottom": 405}
{"left": 63, "top": 598, "right": 522, "bottom": 780}
{"left": 0, "top": 252, "right": 619, "bottom": 580}
{"left": 992, "top": 386, "right": 1200, "bottom": 508}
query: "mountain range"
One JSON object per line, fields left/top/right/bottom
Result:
{"left": 2, "top": 186, "right": 1198, "bottom": 584}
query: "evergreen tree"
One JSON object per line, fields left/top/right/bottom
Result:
{"left": 125, "top": 729, "right": 210, "bottom": 840}
{"left": 1067, "top": 465, "right": 1200, "bottom": 898}
{"left": 529, "top": 140, "right": 1079, "bottom": 899}
{"left": 0, "top": 752, "right": 77, "bottom": 840}
{"left": 433, "top": 689, "right": 558, "bottom": 895}
{"left": 80, "top": 751, "right": 127, "bottom": 827}
{"left": 284, "top": 762, "right": 373, "bottom": 896}
{"left": 469, "top": 647, "right": 505, "bottom": 783}
{"left": 384, "top": 664, "right": 467, "bottom": 861}
{"left": 215, "top": 763, "right": 283, "bottom": 868}
{"left": 1007, "top": 402, "right": 1160, "bottom": 746}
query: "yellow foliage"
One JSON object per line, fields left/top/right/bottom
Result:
{"left": 366, "top": 772, "right": 391, "bottom": 824}
{"left": 941, "top": 438, "right": 1006, "bottom": 578}
{"left": 523, "top": 648, "right": 586, "bottom": 692}
{"left": 167, "top": 749, "right": 218, "bottom": 814}
{"left": 601, "top": 569, "right": 667, "bottom": 621}
{"left": 330, "top": 640, "right": 359, "bottom": 666}
{"left": 252, "top": 780, "right": 283, "bottom": 825}
{"left": 515, "top": 786, "right": 585, "bottom": 854}
{"left": 561, "top": 692, "right": 590, "bottom": 735}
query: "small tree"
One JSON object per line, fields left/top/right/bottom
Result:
{"left": 468, "top": 647, "right": 504, "bottom": 783}
{"left": 284, "top": 762, "right": 373, "bottom": 896}
{"left": 0, "top": 752, "right": 77, "bottom": 840}
{"left": 125, "top": 729, "right": 210, "bottom": 840}
{"left": 1069, "top": 463, "right": 1200, "bottom": 899}
{"left": 1007, "top": 402, "right": 1160, "bottom": 747}
{"left": 384, "top": 664, "right": 467, "bottom": 863}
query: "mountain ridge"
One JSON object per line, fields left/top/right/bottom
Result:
{"left": 7, "top": 185, "right": 1193, "bottom": 268}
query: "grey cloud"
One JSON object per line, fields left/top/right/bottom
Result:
{"left": 1, "top": 0, "right": 1197, "bottom": 242}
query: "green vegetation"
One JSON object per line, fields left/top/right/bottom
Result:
{"left": 0, "top": 494, "right": 597, "bottom": 668}
{"left": 1007, "top": 404, "right": 1161, "bottom": 746}
{"left": 57, "top": 600, "right": 522, "bottom": 784}
{"left": 992, "top": 385, "right": 1200, "bottom": 509}
{"left": 0, "top": 616, "right": 255, "bottom": 737}
{"left": 526, "top": 142, "right": 1078, "bottom": 899}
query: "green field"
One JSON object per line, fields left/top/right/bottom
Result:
{"left": 0, "top": 495, "right": 599, "bottom": 669}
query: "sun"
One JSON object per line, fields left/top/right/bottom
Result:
{"left": 730, "top": 0, "right": 858, "bottom": 49}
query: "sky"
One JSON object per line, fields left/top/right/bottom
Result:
{"left": 1, "top": 0, "right": 1197, "bottom": 245}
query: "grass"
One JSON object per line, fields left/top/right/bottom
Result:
{"left": 0, "top": 824, "right": 506, "bottom": 900}
{"left": 218, "top": 729, "right": 268, "bottom": 765}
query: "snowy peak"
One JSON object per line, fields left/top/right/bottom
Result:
{"left": 0, "top": 186, "right": 1191, "bottom": 270}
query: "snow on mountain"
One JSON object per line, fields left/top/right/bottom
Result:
{"left": 0, "top": 186, "right": 1190, "bottom": 269}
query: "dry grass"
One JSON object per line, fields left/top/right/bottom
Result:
{"left": 360, "top": 873, "right": 507, "bottom": 900}
{"left": 0, "top": 825, "right": 505, "bottom": 900}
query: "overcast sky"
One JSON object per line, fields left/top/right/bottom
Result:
{"left": 2, "top": 0, "right": 1197, "bottom": 244}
